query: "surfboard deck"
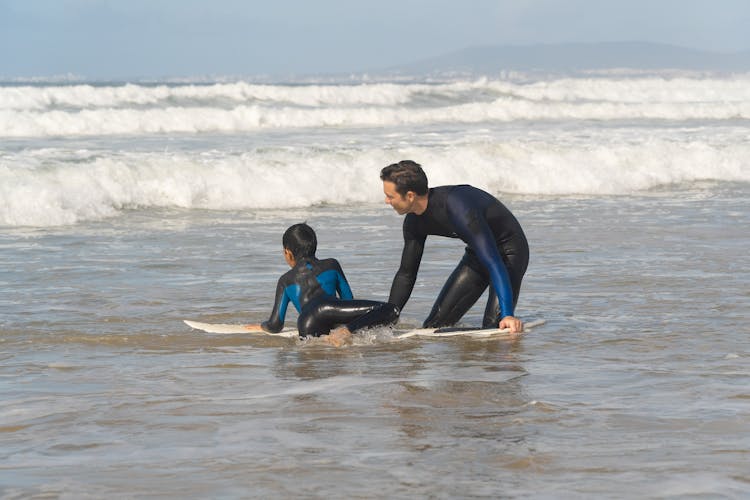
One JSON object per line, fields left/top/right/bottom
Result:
{"left": 183, "top": 320, "right": 298, "bottom": 337}
{"left": 393, "top": 319, "right": 546, "bottom": 339}
{"left": 183, "top": 319, "right": 545, "bottom": 339}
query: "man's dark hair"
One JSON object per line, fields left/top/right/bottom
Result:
{"left": 380, "top": 160, "right": 428, "bottom": 196}
{"left": 282, "top": 223, "right": 317, "bottom": 259}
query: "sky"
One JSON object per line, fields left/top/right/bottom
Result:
{"left": 1, "top": 0, "right": 749, "bottom": 79}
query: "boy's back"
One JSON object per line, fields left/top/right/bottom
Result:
{"left": 263, "top": 257, "right": 353, "bottom": 332}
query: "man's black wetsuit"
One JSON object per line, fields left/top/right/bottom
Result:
{"left": 389, "top": 185, "right": 529, "bottom": 328}
{"left": 261, "top": 257, "right": 398, "bottom": 337}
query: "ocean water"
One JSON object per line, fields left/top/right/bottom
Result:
{"left": 1, "top": 74, "right": 749, "bottom": 498}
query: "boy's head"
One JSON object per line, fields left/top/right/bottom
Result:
{"left": 282, "top": 223, "right": 317, "bottom": 261}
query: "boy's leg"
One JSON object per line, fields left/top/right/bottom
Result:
{"left": 344, "top": 301, "right": 399, "bottom": 333}
{"left": 319, "top": 300, "right": 399, "bottom": 347}
{"left": 298, "top": 299, "right": 398, "bottom": 337}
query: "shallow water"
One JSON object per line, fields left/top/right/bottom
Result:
{"left": 2, "top": 183, "right": 748, "bottom": 498}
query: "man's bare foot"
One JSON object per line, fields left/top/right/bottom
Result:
{"left": 323, "top": 327, "right": 352, "bottom": 347}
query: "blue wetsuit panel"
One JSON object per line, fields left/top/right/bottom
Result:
{"left": 316, "top": 269, "right": 353, "bottom": 300}
{"left": 284, "top": 284, "right": 301, "bottom": 315}
{"left": 261, "top": 257, "right": 353, "bottom": 333}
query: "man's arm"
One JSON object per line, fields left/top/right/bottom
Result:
{"left": 447, "top": 193, "right": 516, "bottom": 322}
{"left": 387, "top": 227, "right": 425, "bottom": 310}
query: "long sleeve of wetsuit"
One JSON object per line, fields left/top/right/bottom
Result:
{"left": 261, "top": 278, "right": 290, "bottom": 333}
{"left": 334, "top": 261, "right": 354, "bottom": 300}
{"left": 387, "top": 225, "right": 426, "bottom": 310}
{"left": 446, "top": 191, "right": 515, "bottom": 319}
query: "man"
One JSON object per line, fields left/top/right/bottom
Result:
{"left": 381, "top": 160, "right": 528, "bottom": 333}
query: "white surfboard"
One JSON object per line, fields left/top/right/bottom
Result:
{"left": 183, "top": 318, "right": 545, "bottom": 339}
{"left": 393, "top": 319, "right": 545, "bottom": 339}
{"left": 183, "top": 320, "right": 298, "bottom": 337}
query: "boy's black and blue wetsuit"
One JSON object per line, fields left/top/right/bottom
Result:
{"left": 389, "top": 185, "right": 529, "bottom": 328}
{"left": 261, "top": 257, "right": 398, "bottom": 337}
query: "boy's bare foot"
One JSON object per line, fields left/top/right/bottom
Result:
{"left": 323, "top": 327, "right": 352, "bottom": 347}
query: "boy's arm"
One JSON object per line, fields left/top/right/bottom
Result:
{"left": 260, "top": 278, "right": 290, "bottom": 333}
{"left": 335, "top": 260, "right": 354, "bottom": 300}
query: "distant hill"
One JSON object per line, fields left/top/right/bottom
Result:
{"left": 386, "top": 42, "right": 750, "bottom": 75}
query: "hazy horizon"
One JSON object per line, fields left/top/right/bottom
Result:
{"left": 2, "top": 0, "right": 750, "bottom": 80}
{"left": 3, "top": 41, "right": 750, "bottom": 83}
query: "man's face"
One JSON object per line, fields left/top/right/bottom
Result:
{"left": 383, "top": 180, "right": 414, "bottom": 215}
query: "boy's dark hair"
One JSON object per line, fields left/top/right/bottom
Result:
{"left": 283, "top": 223, "right": 317, "bottom": 259}
{"left": 380, "top": 160, "right": 428, "bottom": 196}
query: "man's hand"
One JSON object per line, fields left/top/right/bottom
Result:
{"left": 499, "top": 316, "right": 523, "bottom": 334}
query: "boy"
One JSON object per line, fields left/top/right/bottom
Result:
{"left": 244, "top": 223, "right": 399, "bottom": 346}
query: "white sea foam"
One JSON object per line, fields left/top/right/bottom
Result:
{"left": 2, "top": 75, "right": 749, "bottom": 226}
{"left": 0, "top": 81, "right": 421, "bottom": 111}
{"left": 4, "top": 76, "right": 750, "bottom": 112}
{"left": 2, "top": 133, "right": 748, "bottom": 227}
{"left": 488, "top": 76, "right": 750, "bottom": 103}
{"left": 2, "top": 76, "right": 750, "bottom": 137}
{"left": 4, "top": 100, "right": 750, "bottom": 138}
